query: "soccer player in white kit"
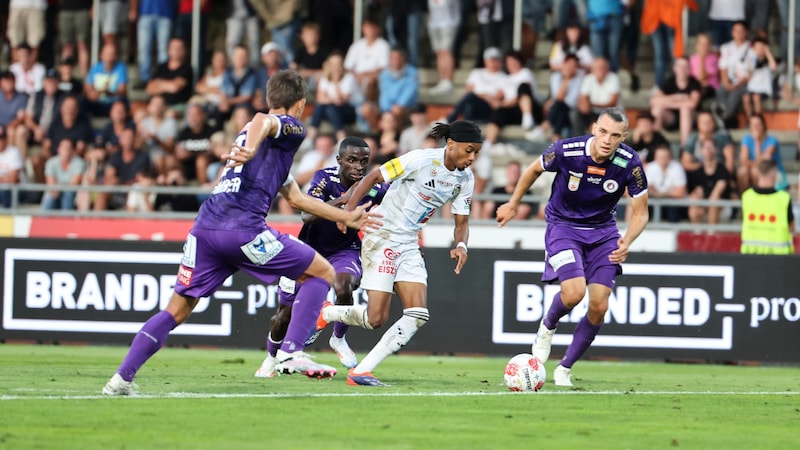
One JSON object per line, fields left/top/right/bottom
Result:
{"left": 317, "top": 120, "right": 482, "bottom": 386}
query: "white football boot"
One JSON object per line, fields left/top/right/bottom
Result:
{"left": 102, "top": 373, "right": 134, "bottom": 396}
{"left": 329, "top": 336, "right": 358, "bottom": 368}
{"left": 554, "top": 365, "right": 573, "bottom": 387}
{"left": 254, "top": 354, "right": 277, "bottom": 378}
{"left": 531, "top": 319, "right": 556, "bottom": 363}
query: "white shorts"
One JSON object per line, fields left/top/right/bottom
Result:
{"left": 360, "top": 234, "right": 427, "bottom": 293}
{"left": 428, "top": 26, "right": 457, "bottom": 52}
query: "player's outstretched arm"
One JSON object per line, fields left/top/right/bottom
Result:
{"left": 227, "top": 113, "right": 281, "bottom": 165}
{"left": 300, "top": 181, "right": 360, "bottom": 224}
{"left": 610, "top": 192, "right": 649, "bottom": 263}
{"left": 344, "top": 167, "right": 385, "bottom": 212}
{"left": 281, "top": 179, "right": 382, "bottom": 231}
{"left": 496, "top": 158, "right": 544, "bottom": 227}
{"left": 450, "top": 214, "right": 469, "bottom": 275}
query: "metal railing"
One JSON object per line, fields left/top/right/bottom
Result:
{"left": 0, "top": 183, "right": 753, "bottom": 232}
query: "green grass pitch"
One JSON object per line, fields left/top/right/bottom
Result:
{"left": 0, "top": 344, "right": 797, "bottom": 449}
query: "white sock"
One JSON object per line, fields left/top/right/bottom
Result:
{"left": 521, "top": 113, "right": 534, "bottom": 130}
{"left": 354, "top": 307, "right": 429, "bottom": 373}
{"left": 323, "top": 304, "right": 372, "bottom": 329}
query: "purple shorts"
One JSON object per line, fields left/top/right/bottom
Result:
{"left": 175, "top": 226, "right": 316, "bottom": 299}
{"left": 277, "top": 248, "right": 362, "bottom": 305}
{"left": 542, "top": 223, "right": 622, "bottom": 288}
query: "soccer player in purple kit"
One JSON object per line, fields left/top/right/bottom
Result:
{"left": 102, "top": 71, "right": 380, "bottom": 395}
{"left": 254, "top": 136, "right": 388, "bottom": 378}
{"left": 496, "top": 107, "right": 649, "bottom": 387}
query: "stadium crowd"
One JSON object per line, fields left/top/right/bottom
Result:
{"left": 0, "top": 0, "right": 798, "bottom": 226}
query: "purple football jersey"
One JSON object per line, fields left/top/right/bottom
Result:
{"left": 299, "top": 166, "right": 389, "bottom": 256}
{"left": 194, "top": 115, "right": 306, "bottom": 231}
{"left": 541, "top": 135, "right": 647, "bottom": 227}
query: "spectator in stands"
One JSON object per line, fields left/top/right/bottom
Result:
{"left": 225, "top": 0, "right": 260, "bottom": 68}
{"left": 476, "top": 0, "right": 514, "bottom": 58}
{"left": 707, "top": 0, "right": 745, "bottom": 48}
{"left": 294, "top": 133, "right": 338, "bottom": 190}
{"left": 138, "top": 95, "right": 178, "bottom": 177}
{"left": 344, "top": 18, "right": 390, "bottom": 104}
{"left": 716, "top": 21, "right": 753, "bottom": 125}
{"left": 398, "top": 104, "right": 430, "bottom": 156}
{"left": 426, "top": 0, "right": 460, "bottom": 96}
{"left": 55, "top": 57, "right": 83, "bottom": 96}
{"left": 374, "top": 111, "right": 401, "bottom": 165}
{"left": 385, "top": 0, "right": 424, "bottom": 68}
{"left": 7, "top": 0, "right": 46, "bottom": 63}
{"left": 687, "top": 138, "right": 730, "bottom": 224}
{"left": 42, "top": 138, "right": 84, "bottom": 210}
{"left": 9, "top": 42, "right": 45, "bottom": 96}
{"left": 98, "top": 0, "right": 124, "bottom": 48}
{"left": 146, "top": 38, "right": 194, "bottom": 111}
{"left": 640, "top": 0, "right": 696, "bottom": 88}
{"left": 740, "top": 159, "right": 795, "bottom": 254}
{"left": 97, "top": 100, "right": 135, "bottom": 153}
{"left": 573, "top": 57, "right": 620, "bottom": 135}
{"left": 361, "top": 47, "right": 419, "bottom": 133}
{"left": 540, "top": 53, "right": 584, "bottom": 141}
{"left": 620, "top": 0, "right": 643, "bottom": 92}
{"left": 97, "top": 127, "right": 152, "bottom": 210}
{"left": 738, "top": 113, "right": 788, "bottom": 192}
{"left": 0, "top": 71, "right": 28, "bottom": 144}
{"left": 484, "top": 50, "right": 543, "bottom": 151}
{"left": 58, "top": 0, "right": 91, "bottom": 77}
{"left": 549, "top": 21, "right": 593, "bottom": 72}
{"left": 84, "top": 42, "right": 128, "bottom": 117}
{"left": 193, "top": 50, "right": 227, "bottom": 114}
{"left": 446, "top": 47, "right": 508, "bottom": 123}
{"left": 552, "top": 0, "right": 588, "bottom": 30}
{"left": 0, "top": 125, "right": 22, "bottom": 208}
{"left": 689, "top": 33, "right": 719, "bottom": 100}
{"left": 75, "top": 143, "right": 107, "bottom": 211}
{"left": 174, "top": 103, "right": 216, "bottom": 185}
{"left": 207, "top": 104, "right": 252, "bottom": 185}
{"left": 480, "top": 160, "right": 534, "bottom": 220}
{"left": 173, "top": 0, "right": 210, "bottom": 72}
{"left": 308, "top": 52, "right": 357, "bottom": 142}
{"left": 155, "top": 166, "right": 200, "bottom": 212}
{"left": 290, "top": 21, "right": 329, "bottom": 93}
{"left": 254, "top": 0, "right": 302, "bottom": 66}
{"left": 253, "top": 42, "right": 286, "bottom": 112}
{"left": 219, "top": 45, "right": 258, "bottom": 118}
{"left": 16, "top": 70, "right": 62, "bottom": 169}
{"left": 744, "top": 37, "right": 778, "bottom": 118}
{"left": 132, "top": 0, "right": 175, "bottom": 88}
{"left": 627, "top": 112, "right": 670, "bottom": 165}
{"left": 125, "top": 166, "right": 158, "bottom": 212}
{"left": 644, "top": 143, "right": 688, "bottom": 223}
{"left": 586, "top": 0, "right": 625, "bottom": 72}
{"left": 649, "top": 56, "right": 703, "bottom": 146}
{"left": 42, "top": 95, "right": 93, "bottom": 188}
{"left": 682, "top": 110, "right": 737, "bottom": 191}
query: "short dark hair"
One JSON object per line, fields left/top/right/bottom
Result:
{"left": 266, "top": 70, "right": 307, "bottom": 110}
{"left": 339, "top": 136, "right": 369, "bottom": 155}
{"left": 757, "top": 159, "right": 777, "bottom": 176}
{"left": 597, "top": 107, "right": 629, "bottom": 130}
{"left": 430, "top": 120, "right": 482, "bottom": 143}
{"left": 636, "top": 112, "right": 655, "bottom": 122}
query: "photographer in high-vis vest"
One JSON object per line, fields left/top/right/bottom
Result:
{"left": 740, "top": 160, "right": 795, "bottom": 254}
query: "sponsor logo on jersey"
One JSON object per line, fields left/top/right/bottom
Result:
{"left": 587, "top": 166, "right": 606, "bottom": 176}
{"left": 437, "top": 179, "right": 453, "bottom": 187}
{"left": 563, "top": 150, "right": 584, "bottom": 157}
{"left": 568, "top": 171, "right": 583, "bottom": 178}
{"left": 632, "top": 166, "right": 645, "bottom": 189}
{"left": 383, "top": 248, "right": 400, "bottom": 260}
{"left": 616, "top": 148, "right": 633, "bottom": 158}
{"left": 564, "top": 141, "right": 586, "bottom": 149}
{"left": 423, "top": 179, "right": 436, "bottom": 190}
{"left": 178, "top": 265, "right": 193, "bottom": 286}
{"left": 417, "top": 191, "right": 431, "bottom": 201}
{"left": 587, "top": 176, "right": 602, "bottom": 184}
{"left": 612, "top": 156, "right": 629, "bottom": 168}
{"left": 603, "top": 179, "right": 619, "bottom": 193}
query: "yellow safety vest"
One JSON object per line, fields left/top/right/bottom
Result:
{"left": 740, "top": 188, "right": 794, "bottom": 254}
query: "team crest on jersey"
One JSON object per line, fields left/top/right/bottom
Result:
{"left": 603, "top": 179, "right": 619, "bottom": 193}
{"left": 431, "top": 167, "right": 438, "bottom": 176}
{"left": 568, "top": 175, "right": 581, "bottom": 191}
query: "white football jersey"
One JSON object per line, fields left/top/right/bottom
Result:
{"left": 373, "top": 148, "right": 474, "bottom": 243}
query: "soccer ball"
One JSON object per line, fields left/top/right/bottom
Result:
{"left": 504, "top": 353, "right": 546, "bottom": 392}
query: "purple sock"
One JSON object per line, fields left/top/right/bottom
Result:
{"left": 560, "top": 316, "right": 602, "bottom": 369}
{"left": 117, "top": 311, "right": 177, "bottom": 382}
{"left": 280, "top": 277, "right": 330, "bottom": 354}
{"left": 266, "top": 332, "right": 282, "bottom": 357}
{"left": 543, "top": 293, "right": 571, "bottom": 330}
{"left": 333, "top": 321, "right": 349, "bottom": 339}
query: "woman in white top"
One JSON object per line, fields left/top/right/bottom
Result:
{"left": 319, "top": 121, "right": 480, "bottom": 386}
{"left": 484, "top": 50, "right": 543, "bottom": 147}
{"left": 193, "top": 50, "right": 227, "bottom": 111}
{"left": 309, "top": 52, "right": 358, "bottom": 142}
{"left": 549, "top": 22, "right": 594, "bottom": 72}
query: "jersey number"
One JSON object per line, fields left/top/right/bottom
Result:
{"left": 220, "top": 134, "right": 247, "bottom": 178}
